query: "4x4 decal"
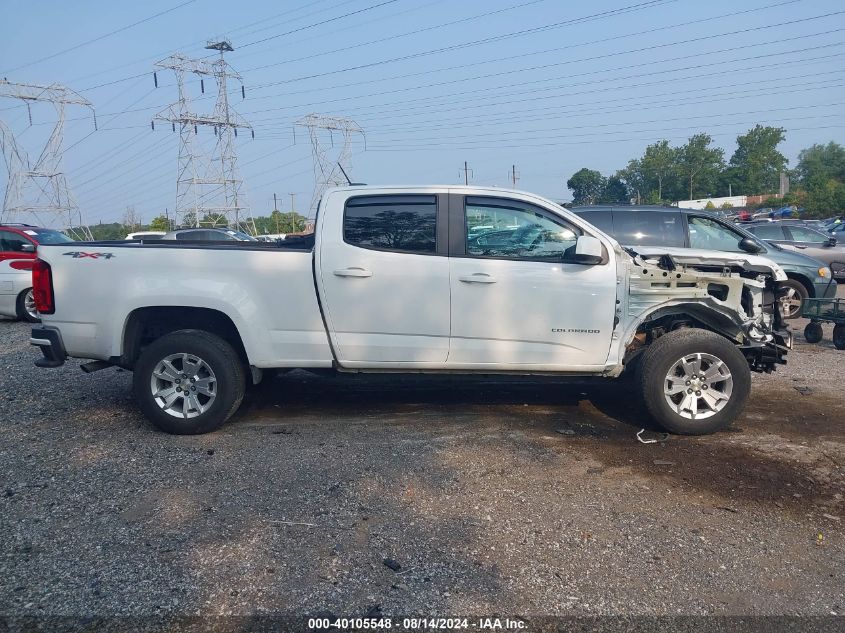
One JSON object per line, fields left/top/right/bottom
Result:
{"left": 62, "top": 251, "right": 115, "bottom": 259}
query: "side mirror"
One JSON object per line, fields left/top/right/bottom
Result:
{"left": 19, "top": 243, "right": 35, "bottom": 253}
{"left": 826, "top": 237, "right": 837, "bottom": 247}
{"left": 570, "top": 235, "right": 603, "bottom": 264}
{"left": 738, "top": 237, "right": 762, "bottom": 254}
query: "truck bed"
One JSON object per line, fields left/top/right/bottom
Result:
{"left": 36, "top": 240, "right": 333, "bottom": 367}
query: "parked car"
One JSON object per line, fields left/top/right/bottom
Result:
{"left": 125, "top": 231, "right": 166, "bottom": 240}
{"left": 160, "top": 228, "right": 257, "bottom": 241}
{"left": 0, "top": 224, "right": 74, "bottom": 322}
{"left": 32, "top": 186, "right": 790, "bottom": 437}
{"left": 744, "top": 221, "right": 845, "bottom": 279}
{"left": 827, "top": 222, "right": 845, "bottom": 238}
{"left": 572, "top": 205, "right": 836, "bottom": 319}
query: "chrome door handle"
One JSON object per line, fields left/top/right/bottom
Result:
{"left": 333, "top": 267, "right": 373, "bottom": 278}
{"left": 458, "top": 273, "right": 496, "bottom": 284}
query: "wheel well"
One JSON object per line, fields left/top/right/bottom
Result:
{"left": 623, "top": 309, "right": 738, "bottom": 369}
{"left": 785, "top": 273, "right": 814, "bottom": 297}
{"left": 120, "top": 307, "right": 248, "bottom": 369}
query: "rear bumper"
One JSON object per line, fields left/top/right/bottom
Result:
{"left": 31, "top": 326, "right": 67, "bottom": 368}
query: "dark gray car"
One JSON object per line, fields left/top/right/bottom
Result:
{"left": 572, "top": 205, "right": 837, "bottom": 319}
{"left": 744, "top": 222, "right": 845, "bottom": 279}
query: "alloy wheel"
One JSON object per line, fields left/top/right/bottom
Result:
{"left": 663, "top": 352, "right": 733, "bottom": 420}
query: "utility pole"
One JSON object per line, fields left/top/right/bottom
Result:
{"left": 509, "top": 164, "right": 520, "bottom": 189}
{"left": 461, "top": 161, "right": 472, "bottom": 185}
{"left": 153, "top": 40, "right": 255, "bottom": 233}
{"left": 0, "top": 80, "right": 96, "bottom": 239}
{"left": 289, "top": 192, "right": 296, "bottom": 233}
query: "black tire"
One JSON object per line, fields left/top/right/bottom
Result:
{"left": 15, "top": 288, "right": 39, "bottom": 323}
{"left": 804, "top": 322, "right": 824, "bottom": 344}
{"left": 133, "top": 329, "right": 245, "bottom": 435}
{"left": 778, "top": 279, "right": 808, "bottom": 320}
{"left": 833, "top": 324, "right": 845, "bottom": 350}
{"left": 639, "top": 329, "right": 751, "bottom": 435}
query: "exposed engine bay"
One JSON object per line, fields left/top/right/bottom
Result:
{"left": 623, "top": 249, "right": 792, "bottom": 373}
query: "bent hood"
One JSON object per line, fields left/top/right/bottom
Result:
{"left": 632, "top": 246, "right": 787, "bottom": 281}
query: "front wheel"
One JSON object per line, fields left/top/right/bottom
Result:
{"left": 133, "top": 329, "right": 246, "bottom": 434}
{"left": 639, "top": 329, "right": 751, "bottom": 435}
{"left": 778, "top": 279, "right": 808, "bottom": 320}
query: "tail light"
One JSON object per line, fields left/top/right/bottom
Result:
{"left": 32, "top": 258, "right": 55, "bottom": 314}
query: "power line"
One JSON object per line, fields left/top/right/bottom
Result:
{"left": 239, "top": 23, "right": 843, "bottom": 119}
{"left": 1, "top": 1, "right": 197, "bottom": 75}
{"left": 240, "top": 0, "right": 401, "bottom": 48}
{"left": 243, "top": 0, "right": 553, "bottom": 71}
{"left": 247, "top": 0, "right": 678, "bottom": 87}
{"left": 365, "top": 123, "right": 845, "bottom": 152}
{"left": 69, "top": 0, "right": 360, "bottom": 91}
{"left": 337, "top": 46, "right": 845, "bottom": 121}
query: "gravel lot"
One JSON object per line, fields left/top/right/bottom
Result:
{"left": 1, "top": 291, "right": 843, "bottom": 625}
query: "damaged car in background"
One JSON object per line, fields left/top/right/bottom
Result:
{"left": 29, "top": 186, "right": 790, "bottom": 436}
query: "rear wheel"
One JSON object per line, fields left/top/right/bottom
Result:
{"left": 639, "top": 329, "right": 751, "bottom": 435}
{"left": 133, "top": 329, "right": 245, "bottom": 435}
{"left": 778, "top": 279, "right": 808, "bottom": 320}
{"left": 15, "top": 288, "right": 39, "bottom": 323}
{"left": 833, "top": 324, "right": 845, "bottom": 350}
{"left": 804, "top": 322, "right": 823, "bottom": 344}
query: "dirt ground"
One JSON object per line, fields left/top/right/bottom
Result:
{"left": 1, "top": 293, "right": 843, "bottom": 627}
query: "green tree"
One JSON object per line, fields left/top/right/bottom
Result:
{"left": 640, "top": 140, "right": 677, "bottom": 202}
{"left": 728, "top": 125, "right": 787, "bottom": 195}
{"left": 616, "top": 159, "right": 647, "bottom": 203}
{"left": 597, "top": 175, "right": 628, "bottom": 203}
{"left": 149, "top": 215, "right": 171, "bottom": 231}
{"left": 566, "top": 168, "right": 605, "bottom": 205}
{"left": 796, "top": 142, "right": 845, "bottom": 186}
{"left": 795, "top": 142, "right": 845, "bottom": 217}
{"left": 676, "top": 134, "right": 725, "bottom": 200}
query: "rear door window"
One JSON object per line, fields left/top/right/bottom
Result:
{"left": 748, "top": 224, "right": 786, "bottom": 240}
{"left": 344, "top": 195, "right": 437, "bottom": 254}
{"left": 785, "top": 226, "right": 829, "bottom": 243}
{"left": 575, "top": 210, "right": 614, "bottom": 234}
{"left": 611, "top": 211, "right": 685, "bottom": 247}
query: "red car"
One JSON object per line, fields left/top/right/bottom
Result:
{"left": 0, "top": 224, "right": 74, "bottom": 322}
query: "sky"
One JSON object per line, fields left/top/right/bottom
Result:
{"left": 0, "top": 0, "right": 843, "bottom": 227}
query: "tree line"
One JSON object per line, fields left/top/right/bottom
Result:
{"left": 566, "top": 126, "right": 845, "bottom": 217}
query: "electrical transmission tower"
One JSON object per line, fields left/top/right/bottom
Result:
{"left": 295, "top": 114, "right": 364, "bottom": 215}
{"left": 0, "top": 80, "right": 96, "bottom": 239}
{"left": 153, "top": 40, "right": 255, "bottom": 232}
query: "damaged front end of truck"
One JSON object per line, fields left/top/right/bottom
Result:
{"left": 619, "top": 248, "right": 792, "bottom": 375}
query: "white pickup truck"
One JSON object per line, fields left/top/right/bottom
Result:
{"left": 30, "top": 186, "right": 791, "bottom": 435}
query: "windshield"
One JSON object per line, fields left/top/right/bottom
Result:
{"left": 24, "top": 229, "right": 74, "bottom": 244}
{"left": 226, "top": 230, "right": 258, "bottom": 241}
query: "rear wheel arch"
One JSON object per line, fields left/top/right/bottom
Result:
{"left": 785, "top": 272, "right": 814, "bottom": 297}
{"left": 121, "top": 306, "right": 249, "bottom": 370}
{"left": 15, "top": 287, "right": 39, "bottom": 323}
